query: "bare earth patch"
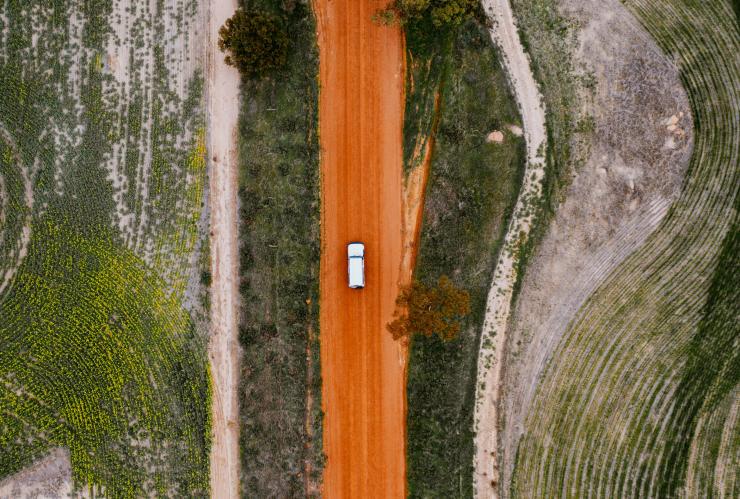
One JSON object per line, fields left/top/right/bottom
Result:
{"left": 207, "top": 0, "right": 241, "bottom": 497}
{"left": 0, "top": 449, "right": 76, "bottom": 499}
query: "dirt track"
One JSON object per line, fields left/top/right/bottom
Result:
{"left": 207, "top": 0, "right": 240, "bottom": 497}
{"left": 473, "top": 0, "right": 548, "bottom": 496}
{"left": 314, "top": 0, "right": 407, "bottom": 497}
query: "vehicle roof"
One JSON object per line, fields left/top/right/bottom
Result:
{"left": 348, "top": 257, "right": 364, "bottom": 287}
{"left": 347, "top": 242, "right": 364, "bottom": 257}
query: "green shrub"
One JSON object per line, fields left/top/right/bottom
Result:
{"left": 218, "top": 8, "right": 288, "bottom": 78}
{"left": 377, "top": 0, "right": 481, "bottom": 28}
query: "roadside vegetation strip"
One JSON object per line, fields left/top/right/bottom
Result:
{"left": 405, "top": 19, "right": 525, "bottom": 498}
{"left": 0, "top": 0, "right": 212, "bottom": 494}
{"left": 506, "top": 0, "right": 586, "bottom": 215}
{"left": 471, "top": 0, "right": 547, "bottom": 496}
{"left": 512, "top": 1, "right": 739, "bottom": 497}
{"left": 402, "top": 19, "right": 451, "bottom": 173}
{"left": 234, "top": 1, "right": 322, "bottom": 496}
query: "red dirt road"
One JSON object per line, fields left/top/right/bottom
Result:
{"left": 315, "top": 0, "right": 407, "bottom": 497}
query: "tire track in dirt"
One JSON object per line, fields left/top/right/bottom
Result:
{"left": 207, "top": 0, "right": 241, "bottom": 497}
{"left": 314, "top": 0, "right": 406, "bottom": 496}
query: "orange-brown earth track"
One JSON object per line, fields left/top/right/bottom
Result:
{"left": 314, "top": 0, "right": 409, "bottom": 496}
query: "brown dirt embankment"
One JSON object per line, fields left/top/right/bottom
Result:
{"left": 400, "top": 91, "right": 440, "bottom": 288}
{"left": 315, "top": 0, "right": 407, "bottom": 496}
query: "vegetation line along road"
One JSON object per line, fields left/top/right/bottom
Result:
{"left": 473, "top": 0, "right": 547, "bottom": 496}
{"left": 232, "top": 1, "right": 322, "bottom": 494}
{"left": 207, "top": 0, "right": 241, "bottom": 497}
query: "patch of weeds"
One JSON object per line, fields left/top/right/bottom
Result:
{"left": 0, "top": 0, "right": 212, "bottom": 493}
{"left": 508, "top": 0, "right": 587, "bottom": 225}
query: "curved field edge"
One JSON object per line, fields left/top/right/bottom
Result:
{"left": 235, "top": 1, "right": 322, "bottom": 496}
{"left": 512, "top": 1, "right": 739, "bottom": 497}
{"left": 497, "top": 0, "right": 694, "bottom": 494}
{"left": 405, "top": 19, "right": 526, "bottom": 498}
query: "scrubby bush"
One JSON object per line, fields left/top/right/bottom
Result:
{"left": 388, "top": 276, "right": 470, "bottom": 341}
{"left": 376, "top": 0, "right": 481, "bottom": 27}
{"left": 218, "top": 8, "right": 288, "bottom": 78}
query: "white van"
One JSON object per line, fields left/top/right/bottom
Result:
{"left": 347, "top": 242, "right": 365, "bottom": 289}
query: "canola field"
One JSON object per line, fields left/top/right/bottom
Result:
{"left": 512, "top": 1, "right": 739, "bottom": 497}
{"left": 0, "top": 0, "right": 211, "bottom": 496}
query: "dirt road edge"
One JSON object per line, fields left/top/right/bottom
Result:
{"left": 207, "top": 0, "right": 241, "bottom": 497}
{"left": 472, "top": 0, "right": 547, "bottom": 497}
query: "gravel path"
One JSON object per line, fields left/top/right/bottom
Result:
{"left": 207, "top": 0, "right": 241, "bottom": 497}
{"left": 472, "top": 0, "right": 547, "bottom": 496}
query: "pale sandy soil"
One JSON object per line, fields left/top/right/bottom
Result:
{"left": 0, "top": 124, "right": 34, "bottom": 297}
{"left": 206, "top": 0, "right": 241, "bottom": 497}
{"left": 472, "top": 0, "right": 548, "bottom": 496}
{"left": 0, "top": 449, "right": 77, "bottom": 499}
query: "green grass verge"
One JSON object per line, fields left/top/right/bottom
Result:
{"left": 405, "top": 19, "right": 525, "bottom": 498}
{"left": 402, "top": 16, "right": 454, "bottom": 172}
{"left": 235, "top": 1, "right": 322, "bottom": 496}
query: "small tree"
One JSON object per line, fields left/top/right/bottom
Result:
{"left": 218, "top": 8, "right": 288, "bottom": 78}
{"left": 387, "top": 275, "right": 470, "bottom": 341}
{"left": 375, "top": 0, "right": 480, "bottom": 28}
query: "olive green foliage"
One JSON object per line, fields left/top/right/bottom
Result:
{"left": 378, "top": 0, "right": 481, "bottom": 27}
{"left": 0, "top": 0, "right": 211, "bottom": 494}
{"left": 218, "top": 7, "right": 289, "bottom": 78}
{"left": 388, "top": 276, "right": 470, "bottom": 341}
{"left": 236, "top": 1, "right": 323, "bottom": 496}
{"left": 0, "top": 221, "right": 211, "bottom": 497}
{"left": 405, "top": 20, "right": 525, "bottom": 498}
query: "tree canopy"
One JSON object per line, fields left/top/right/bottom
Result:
{"left": 388, "top": 276, "right": 470, "bottom": 341}
{"left": 376, "top": 0, "right": 481, "bottom": 28}
{"left": 218, "top": 8, "right": 288, "bottom": 78}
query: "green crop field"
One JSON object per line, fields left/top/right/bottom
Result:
{"left": 0, "top": 0, "right": 211, "bottom": 496}
{"left": 512, "top": 1, "right": 739, "bottom": 497}
{"left": 405, "top": 19, "right": 526, "bottom": 498}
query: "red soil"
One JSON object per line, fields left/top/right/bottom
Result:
{"left": 315, "top": 0, "right": 407, "bottom": 497}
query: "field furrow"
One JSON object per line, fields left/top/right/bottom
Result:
{"left": 512, "top": 0, "right": 739, "bottom": 496}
